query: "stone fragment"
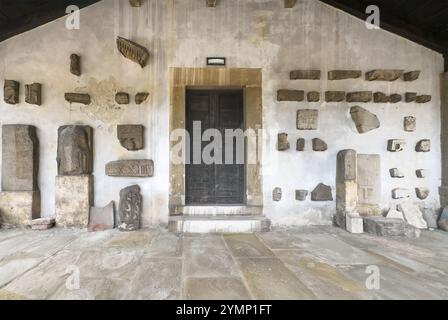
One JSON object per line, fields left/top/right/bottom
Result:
{"left": 277, "top": 133, "right": 290, "bottom": 151}
{"left": 3, "top": 80, "right": 19, "bottom": 104}
{"left": 363, "top": 216, "right": 420, "bottom": 238}
{"left": 272, "top": 187, "right": 282, "bottom": 202}
{"left": 438, "top": 207, "right": 448, "bottom": 231}
{"left": 311, "top": 183, "right": 333, "bottom": 201}
{"left": 416, "top": 169, "right": 428, "bottom": 178}
{"left": 415, "top": 139, "right": 430, "bottom": 152}
{"left": 387, "top": 139, "right": 406, "bottom": 152}
{"left": 64, "top": 93, "right": 91, "bottom": 105}
{"left": 206, "top": 0, "right": 217, "bottom": 6}
{"left": 57, "top": 125, "right": 93, "bottom": 176}
{"left": 415, "top": 95, "right": 431, "bottom": 103}
{"left": 296, "top": 109, "right": 318, "bottom": 130}
{"left": 106, "top": 160, "right": 154, "bottom": 177}
{"left": 296, "top": 138, "right": 305, "bottom": 151}
{"left": 357, "top": 154, "right": 381, "bottom": 216}
{"left": 336, "top": 150, "right": 357, "bottom": 214}
{"left": 422, "top": 208, "right": 438, "bottom": 229}
{"left": 129, "top": 0, "right": 143, "bottom": 7}
{"left": 350, "top": 106, "right": 380, "bottom": 134}
{"left": 31, "top": 217, "right": 55, "bottom": 230}
{"left": 0, "top": 191, "right": 40, "bottom": 227}
{"left": 346, "top": 212, "right": 363, "bottom": 234}
{"left": 312, "top": 138, "right": 327, "bottom": 151}
{"left": 284, "top": 0, "right": 297, "bottom": 8}
{"left": 115, "top": 92, "right": 130, "bottom": 104}
{"left": 325, "top": 91, "right": 345, "bottom": 102}
{"left": 373, "top": 92, "right": 389, "bottom": 103}
{"left": 337, "top": 149, "right": 357, "bottom": 182}
{"left": 403, "top": 71, "right": 420, "bottom": 82}
{"left": 386, "top": 208, "right": 404, "bottom": 220}
{"left": 307, "top": 91, "right": 320, "bottom": 102}
{"left": 117, "top": 36, "right": 150, "bottom": 68}
{"left": 415, "top": 188, "right": 430, "bottom": 200}
{"left": 404, "top": 116, "right": 416, "bottom": 132}
{"left": 135, "top": 92, "right": 149, "bottom": 104}
{"left": 365, "top": 69, "right": 403, "bottom": 81}
{"left": 88, "top": 201, "right": 115, "bottom": 232}
{"left": 389, "top": 168, "right": 404, "bottom": 178}
{"left": 389, "top": 94, "right": 402, "bottom": 103}
{"left": 295, "top": 190, "right": 308, "bottom": 201}
{"left": 405, "top": 92, "right": 417, "bottom": 102}
{"left": 392, "top": 188, "right": 411, "bottom": 199}
{"left": 70, "top": 54, "right": 81, "bottom": 76}
{"left": 328, "top": 70, "right": 362, "bottom": 80}
{"left": 118, "top": 185, "right": 142, "bottom": 231}
{"left": 290, "top": 70, "right": 320, "bottom": 80}
{"left": 397, "top": 201, "right": 428, "bottom": 229}
{"left": 25, "top": 83, "right": 42, "bottom": 106}
{"left": 277, "top": 90, "right": 304, "bottom": 102}
{"left": 117, "top": 125, "right": 144, "bottom": 151}
{"left": 2, "top": 125, "right": 39, "bottom": 192}
{"left": 55, "top": 175, "right": 93, "bottom": 228}
{"left": 346, "top": 91, "right": 372, "bottom": 103}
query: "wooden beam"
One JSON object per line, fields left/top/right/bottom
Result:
{"left": 206, "top": 0, "right": 217, "bottom": 7}
{"left": 284, "top": 0, "right": 297, "bottom": 8}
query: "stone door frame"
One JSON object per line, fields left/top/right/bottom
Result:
{"left": 169, "top": 67, "right": 263, "bottom": 214}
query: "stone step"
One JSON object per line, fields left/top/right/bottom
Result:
{"left": 170, "top": 205, "right": 262, "bottom": 216}
{"left": 168, "top": 215, "right": 271, "bottom": 234}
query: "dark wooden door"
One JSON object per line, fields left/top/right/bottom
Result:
{"left": 186, "top": 90, "right": 245, "bottom": 204}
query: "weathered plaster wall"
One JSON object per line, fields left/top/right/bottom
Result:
{"left": 0, "top": 0, "right": 443, "bottom": 226}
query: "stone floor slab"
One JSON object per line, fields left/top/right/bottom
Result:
{"left": 224, "top": 234, "right": 274, "bottom": 258}
{"left": 185, "top": 277, "right": 251, "bottom": 300}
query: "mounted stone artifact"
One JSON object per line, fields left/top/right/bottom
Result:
{"left": 117, "top": 36, "right": 150, "bottom": 68}
{"left": 57, "top": 125, "right": 93, "bottom": 176}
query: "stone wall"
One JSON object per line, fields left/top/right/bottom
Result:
{"left": 0, "top": 0, "right": 443, "bottom": 226}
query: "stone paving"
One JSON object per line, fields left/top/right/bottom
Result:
{"left": 0, "top": 225, "right": 447, "bottom": 300}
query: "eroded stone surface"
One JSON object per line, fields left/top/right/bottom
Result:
{"left": 0, "top": 191, "right": 40, "bottom": 227}
{"left": 416, "top": 139, "right": 431, "bottom": 152}
{"left": 273, "top": 187, "right": 282, "bottom": 202}
{"left": 116, "top": 37, "right": 150, "bottom": 68}
{"left": 403, "top": 71, "right": 421, "bottom": 82}
{"left": 115, "top": 92, "right": 130, "bottom": 104}
{"left": 25, "top": 83, "right": 42, "bottom": 106}
{"left": 350, "top": 106, "right": 380, "bottom": 134}
{"left": 389, "top": 168, "right": 404, "bottom": 178}
{"left": 307, "top": 91, "right": 320, "bottom": 102}
{"left": 135, "top": 92, "right": 149, "bottom": 104}
{"left": 311, "top": 183, "right": 333, "bottom": 201}
{"left": 290, "top": 70, "right": 320, "bottom": 80}
{"left": 106, "top": 160, "right": 154, "bottom": 177}
{"left": 277, "top": 90, "right": 304, "bottom": 102}
{"left": 387, "top": 139, "right": 406, "bottom": 152}
{"left": 88, "top": 201, "right": 115, "bottom": 232}
{"left": 346, "top": 91, "right": 372, "bottom": 103}
{"left": 64, "top": 93, "right": 91, "bottom": 105}
{"left": 390, "top": 94, "right": 402, "bottom": 103}
{"left": 357, "top": 154, "right": 381, "bottom": 216}
{"left": 404, "top": 116, "right": 416, "bottom": 132}
{"left": 416, "top": 95, "right": 431, "bottom": 103}
{"left": 415, "top": 188, "right": 430, "bottom": 200}
{"left": 398, "top": 201, "right": 428, "bottom": 229}
{"left": 312, "top": 138, "right": 327, "bottom": 151}
{"left": 296, "top": 138, "right": 305, "bottom": 151}
{"left": 373, "top": 92, "right": 390, "bottom": 103}
{"left": 117, "top": 125, "right": 144, "bottom": 151}
{"left": 295, "top": 190, "right": 308, "bottom": 201}
{"left": 405, "top": 92, "right": 417, "bottom": 103}
{"left": 365, "top": 69, "right": 403, "bottom": 81}
{"left": 328, "top": 70, "right": 361, "bottom": 80}
{"left": 70, "top": 54, "right": 81, "bottom": 76}
{"left": 325, "top": 91, "right": 345, "bottom": 102}
{"left": 363, "top": 216, "right": 420, "bottom": 238}
{"left": 297, "top": 109, "right": 318, "bottom": 130}
{"left": 57, "top": 125, "right": 93, "bottom": 176}
{"left": 31, "top": 218, "right": 55, "bottom": 230}
{"left": 3, "top": 80, "right": 19, "bottom": 104}
{"left": 277, "top": 133, "right": 290, "bottom": 151}
{"left": 118, "top": 185, "right": 142, "bottom": 232}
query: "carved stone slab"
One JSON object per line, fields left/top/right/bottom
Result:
{"left": 297, "top": 109, "right": 318, "bottom": 130}
{"left": 117, "top": 36, "right": 150, "bottom": 68}
{"left": 57, "top": 125, "right": 93, "bottom": 176}
{"left": 312, "top": 138, "right": 327, "bottom": 151}
{"left": 350, "top": 106, "right": 380, "bottom": 134}
{"left": 328, "top": 70, "right": 362, "bottom": 80}
{"left": 284, "top": 0, "right": 297, "bottom": 8}
{"left": 357, "top": 154, "right": 381, "bottom": 215}
{"left": 115, "top": 92, "right": 130, "bottom": 104}
{"left": 389, "top": 94, "right": 402, "bottom": 103}
{"left": 415, "top": 95, "right": 431, "bottom": 103}
{"left": 290, "top": 70, "right": 320, "bottom": 80}
{"left": 25, "top": 83, "right": 42, "bottom": 106}
{"left": 403, "top": 71, "right": 420, "bottom": 81}
{"left": 405, "top": 92, "right": 417, "bottom": 102}
{"left": 404, "top": 116, "right": 416, "bottom": 132}
{"left": 70, "top": 54, "right": 81, "bottom": 76}
{"left": 307, "top": 91, "right": 320, "bottom": 102}
{"left": 2, "top": 125, "right": 39, "bottom": 192}
{"left": 277, "top": 90, "right": 304, "bottom": 102}
{"left": 4, "top": 80, "right": 19, "bottom": 104}
{"left": 118, "top": 185, "right": 142, "bottom": 231}
{"left": 373, "top": 92, "right": 389, "bottom": 103}
{"left": 65, "top": 93, "right": 91, "bottom": 105}
{"left": 295, "top": 190, "right": 308, "bottom": 201}
{"left": 296, "top": 138, "right": 305, "bottom": 151}
{"left": 365, "top": 69, "right": 403, "bottom": 81}
{"left": 277, "top": 133, "right": 290, "bottom": 151}
{"left": 135, "top": 92, "right": 149, "bottom": 104}
{"left": 117, "top": 125, "right": 144, "bottom": 151}
{"left": 106, "top": 160, "right": 154, "bottom": 177}
{"left": 346, "top": 91, "right": 372, "bottom": 103}
{"left": 325, "top": 91, "right": 345, "bottom": 102}
{"left": 415, "top": 188, "right": 429, "bottom": 200}
{"left": 129, "top": 0, "right": 143, "bottom": 7}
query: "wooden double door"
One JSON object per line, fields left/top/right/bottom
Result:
{"left": 186, "top": 89, "right": 245, "bottom": 205}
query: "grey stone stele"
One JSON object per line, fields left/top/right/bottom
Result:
{"left": 116, "top": 36, "right": 150, "bottom": 68}
{"left": 117, "top": 125, "right": 144, "bottom": 151}
{"left": 64, "top": 93, "right": 91, "bottom": 105}
{"left": 57, "top": 125, "right": 93, "bottom": 176}
{"left": 106, "top": 159, "right": 154, "bottom": 177}
{"left": 118, "top": 185, "right": 142, "bottom": 231}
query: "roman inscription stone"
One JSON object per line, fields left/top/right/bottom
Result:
{"left": 328, "top": 70, "right": 362, "bottom": 80}
{"left": 389, "top": 168, "right": 404, "bottom": 178}
{"left": 387, "top": 139, "right": 406, "bottom": 152}
{"left": 57, "top": 125, "right": 93, "bottom": 176}
{"left": 295, "top": 190, "right": 308, "bottom": 201}
{"left": 415, "top": 188, "right": 429, "bottom": 200}
{"left": 405, "top": 92, "right": 417, "bottom": 102}
{"left": 416, "top": 169, "right": 428, "bottom": 178}
{"left": 118, "top": 185, "right": 142, "bottom": 231}
{"left": 307, "top": 91, "right": 320, "bottom": 102}
{"left": 346, "top": 91, "right": 372, "bottom": 103}
{"left": 374, "top": 92, "right": 389, "bottom": 103}
{"left": 350, "top": 106, "right": 380, "bottom": 134}
{"left": 296, "top": 138, "right": 305, "bottom": 151}
{"left": 106, "top": 160, "right": 154, "bottom": 177}
{"left": 117, "top": 125, "right": 144, "bottom": 151}
{"left": 416, "top": 139, "right": 430, "bottom": 152}
{"left": 312, "top": 138, "right": 327, "bottom": 151}
{"left": 325, "top": 91, "right": 345, "bottom": 102}
{"left": 64, "top": 93, "right": 91, "bottom": 105}
{"left": 284, "top": 0, "right": 297, "bottom": 8}
{"left": 88, "top": 201, "right": 115, "bottom": 232}
{"left": 115, "top": 92, "right": 130, "bottom": 104}
{"left": 273, "top": 187, "right": 282, "bottom": 201}
{"left": 277, "top": 90, "right": 304, "bottom": 102}
{"left": 357, "top": 154, "right": 381, "bottom": 215}
{"left": 129, "top": 0, "right": 143, "bottom": 7}
{"left": 4, "top": 80, "right": 19, "bottom": 104}
{"left": 403, "top": 70, "right": 420, "bottom": 82}
{"left": 389, "top": 94, "right": 402, "bottom": 103}
{"left": 365, "top": 69, "right": 403, "bottom": 81}
{"left": 404, "top": 116, "right": 416, "bottom": 132}
{"left": 70, "top": 54, "right": 81, "bottom": 76}
{"left": 135, "top": 92, "right": 149, "bottom": 104}
{"left": 296, "top": 109, "right": 318, "bottom": 130}
{"left": 290, "top": 70, "right": 320, "bottom": 80}
{"left": 2, "top": 125, "right": 39, "bottom": 191}
{"left": 117, "top": 36, "right": 150, "bottom": 68}
{"left": 277, "top": 133, "right": 290, "bottom": 151}
{"left": 311, "top": 183, "right": 333, "bottom": 201}
{"left": 25, "top": 83, "right": 42, "bottom": 106}
{"left": 415, "top": 95, "right": 431, "bottom": 103}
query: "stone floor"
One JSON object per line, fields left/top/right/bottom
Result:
{"left": 0, "top": 225, "right": 447, "bottom": 300}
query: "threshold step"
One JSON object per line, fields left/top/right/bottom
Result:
{"left": 168, "top": 215, "right": 271, "bottom": 234}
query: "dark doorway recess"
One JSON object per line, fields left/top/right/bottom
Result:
{"left": 186, "top": 89, "right": 245, "bottom": 205}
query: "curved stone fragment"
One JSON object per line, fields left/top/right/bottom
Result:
{"left": 405, "top": 92, "right": 417, "bottom": 102}
{"left": 350, "top": 106, "right": 380, "bottom": 134}
{"left": 117, "top": 36, "right": 150, "bottom": 68}
{"left": 277, "top": 90, "right": 304, "bottom": 102}
{"left": 365, "top": 69, "right": 403, "bottom": 81}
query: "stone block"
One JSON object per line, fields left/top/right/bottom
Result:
{"left": 373, "top": 92, "right": 390, "bottom": 103}
{"left": 311, "top": 183, "right": 333, "bottom": 201}
{"left": 290, "top": 70, "right": 320, "bottom": 80}
{"left": 350, "top": 106, "right": 380, "bottom": 134}
{"left": 2, "top": 125, "right": 39, "bottom": 192}
{"left": 416, "top": 95, "right": 431, "bottom": 103}
{"left": 307, "top": 91, "right": 320, "bottom": 102}
{"left": 272, "top": 188, "right": 282, "bottom": 202}
{"left": 312, "top": 138, "right": 327, "bottom": 151}
{"left": 284, "top": 0, "right": 297, "bottom": 8}
{"left": 296, "top": 109, "right": 318, "bottom": 130}
{"left": 277, "top": 90, "right": 304, "bottom": 102}
{"left": 328, "top": 70, "right": 361, "bottom": 80}
{"left": 57, "top": 125, "right": 93, "bottom": 176}
{"left": 405, "top": 92, "right": 417, "bottom": 102}
{"left": 31, "top": 217, "right": 55, "bottom": 230}
{"left": 325, "top": 91, "right": 345, "bottom": 102}
{"left": 363, "top": 216, "right": 420, "bottom": 238}
{"left": 106, "top": 160, "right": 154, "bottom": 177}
{"left": 387, "top": 139, "right": 406, "bottom": 152}
{"left": 398, "top": 201, "right": 428, "bottom": 229}
{"left": 3, "top": 80, "right": 19, "bottom": 104}
{"left": 365, "top": 69, "right": 403, "bottom": 81}
{"left": 415, "top": 188, "right": 429, "bottom": 200}
{"left": 118, "top": 185, "right": 142, "bottom": 231}
{"left": 386, "top": 208, "right": 404, "bottom": 220}
{"left": 416, "top": 139, "right": 430, "bottom": 152}
{"left": 404, "top": 116, "right": 416, "bottom": 132}
{"left": 70, "top": 54, "right": 81, "bottom": 76}
{"left": 117, "top": 125, "right": 144, "bottom": 151}
{"left": 117, "top": 36, "right": 150, "bottom": 68}
{"left": 416, "top": 169, "right": 428, "bottom": 178}
{"left": 346, "top": 91, "right": 372, "bottom": 103}
{"left": 389, "top": 94, "right": 402, "bottom": 103}
{"left": 357, "top": 154, "right": 381, "bottom": 216}
{"left": 296, "top": 138, "right": 305, "bottom": 151}
{"left": 392, "top": 188, "right": 411, "bottom": 199}
{"left": 64, "top": 93, "right": 91, "bottom": 105}
{"left": 135, "top": 92, "right": 149, "bottom": 104}
{"left": 115, "top": 92, "right": 130, "bottom": 104}
{"left": 25, "top": 83, "right": 42, "bottom": 106}
{"left": 403, "top": 71, "right": 420, "bottom": 81}
{"left": 0, "top": 191, "right": 40, "bottom": 227}
{"left": 389, "top": 168, "right": 404, "bottom": 178}
{"left": 346, "top": 212, "right": 363, "bottom": 234}
{"left": 295, "top": 190, "right": 308, "bottom": 201}
{"left": 88, "top": 201, "right": 115, "bottom": 232}
{"left": 55, "top": 175, "right": 93, "bottom": 228}
{"left": 438, "top": 207, "right": 448, "bottom": 231}
{"left": 277, "top": 133, "right": 290, "bottom": 151}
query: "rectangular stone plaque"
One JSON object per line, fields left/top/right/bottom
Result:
{"left": 357, "top": 154, "right": 381, "bottom": 215}
{"left": 117, "top": 125, "right": 144, "bottom": 151}
{"left": 296, "top": 109, "right": 318, "bottom": 130}
{"left": 106, "top": 160, "right": 154, "bottom": 177}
